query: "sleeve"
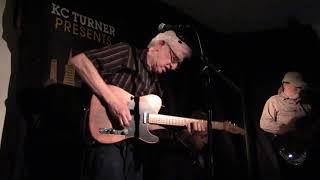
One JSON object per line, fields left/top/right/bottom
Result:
{"left": 83, "top": 42, "right": 131, "bottom": 75}
{"left": 260, "top": 97, "right": 281, "bottom": 134}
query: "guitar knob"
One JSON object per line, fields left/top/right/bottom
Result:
{"left": 123, "top": 129, "right": 128, "bottom": 135}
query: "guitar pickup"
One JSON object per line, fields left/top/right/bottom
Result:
{"left": 99, "top": 128, "right": 128, "bottom": 135}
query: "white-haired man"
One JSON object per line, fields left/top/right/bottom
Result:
{"left": 70, "top": 30, "right": 206, "bottom": 180}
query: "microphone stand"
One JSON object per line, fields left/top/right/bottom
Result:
{"left": 192, "top": 27, "right": 216, "bottom": 179}
{"left": 200, "top": 63, "right": 215, "bottom": 180}
{"left": 192, "top": 26, "right": 253, "bottom": 179}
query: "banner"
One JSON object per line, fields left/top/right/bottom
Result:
{"left": 18, "top": 0, "right": 124, "bottom": 89}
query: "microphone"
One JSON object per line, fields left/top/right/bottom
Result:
{"left": 158, "top": 23, "right": 190, "bottom": 33}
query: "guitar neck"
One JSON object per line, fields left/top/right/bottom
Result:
{"left": 146, "top": 113, "right": 224, "bottom": 130}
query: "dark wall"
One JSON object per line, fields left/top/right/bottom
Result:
{"left": 2, "top": 0, "right": 320, "bottom": 179}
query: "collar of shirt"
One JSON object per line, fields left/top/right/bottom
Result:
{"left": 123, "top": 47, "right": 149, "bottom": 71}
{"left": 279, "top": 92, "right": 301, "bottom": 104}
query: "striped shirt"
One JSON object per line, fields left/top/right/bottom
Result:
{"left": 84, "top": 42, "right": 162, "bottom": 97}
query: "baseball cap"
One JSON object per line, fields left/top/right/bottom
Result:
{"left": 282, "top": 72, "right": 307, "bottom": 89}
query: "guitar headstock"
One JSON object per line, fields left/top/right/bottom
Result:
{"left": 223, "top": 121, "right": 245, "bottom": 135}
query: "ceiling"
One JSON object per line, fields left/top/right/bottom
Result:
{"left": 160, "top": 0, "right": 320, "bottom": 33}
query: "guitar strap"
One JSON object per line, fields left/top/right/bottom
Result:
{"left": 131, "top": 47, "right": 138, "bottom": 95}
{"left": 129, "top": 47, "right": 144, "bottom": 170}
{"left": 131, "top": 47, "right": 140, "bottom": 138}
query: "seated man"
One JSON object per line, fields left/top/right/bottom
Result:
{"left": 260, "top": 71, "right": 314, "bottom": 180}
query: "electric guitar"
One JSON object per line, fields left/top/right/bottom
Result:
{"left": 88, "top": 85, "right": 245, "bottom": 144}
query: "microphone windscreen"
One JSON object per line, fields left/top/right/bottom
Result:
{"left": 158, "top": 23, "right": 166, "bottom": 32}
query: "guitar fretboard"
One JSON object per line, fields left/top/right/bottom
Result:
{"left": 147, "top": 113, "right": 223, "bottom": 130}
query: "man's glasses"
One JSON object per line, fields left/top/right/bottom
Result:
{"left": 167, "top": 44, "right": 182, "bottom": 65}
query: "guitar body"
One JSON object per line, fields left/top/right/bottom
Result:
{"left": 89, "top": 85, "right": 162, "bottom": 144}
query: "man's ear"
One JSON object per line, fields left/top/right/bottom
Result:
{"left": 159, "top": 40, "right": 166, "bottom": 46}
{"left": 154, "top": 40, "right": 165, "bottom": 51}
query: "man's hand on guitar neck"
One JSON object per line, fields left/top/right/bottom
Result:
{"left": 186, "top": 121, "right": 207, "bottom": 134}
{"left": 185, "top": 121, "right": 208, "bottom": 151}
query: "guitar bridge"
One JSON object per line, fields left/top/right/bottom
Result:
{"left": 99, "top": 128, "right": 128, "bottom": 135}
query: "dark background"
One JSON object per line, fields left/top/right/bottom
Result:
{"left": 1, "top": 0, "right": 320, "bottom": 180}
